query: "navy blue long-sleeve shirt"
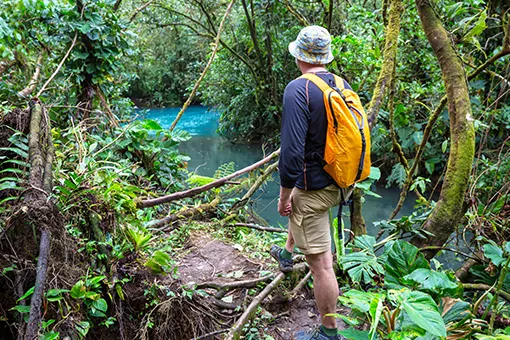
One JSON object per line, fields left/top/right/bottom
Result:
{"left": 279, "top": 72, "right": 352, "bottom": 191}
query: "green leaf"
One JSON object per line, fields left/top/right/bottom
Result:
{"left": 483, "top": 242, "right": 505, "bottom": 266}
{"left": 441, "top": 299, "right": 471, "bottom": 324}
{"left": 42, "top": 319, "right": 55, "bottom": 329}
{"left": 369, "top": 295, "right": 384, "bottom": 340}
{"left": 141, "top": 119, "right": 163, "bottom": 131}
{"left": 441, "top": 140, "right": 448, "bottom": 153}
{"left": 42, "top": 331, "right": 59, "bottom": 340}
{"left": 338, "top": 290, "right": 382, "bottom": 314}
{"left": 70, "top": 280, "right": 87, "bottom": 299}
{"left": 393, "top": 289, "right": 446, "bottom": 338}
{"left": 339, "top": 327, "right": 370, "bottom": 340}
{"left": 17, "top": 286, "right": 34, "bottom": 302}
{"left": 10, "top": 305, "right": 31, "bottom": 314}
{"left": 384, "top": 240, "right": 429, "bottom": 289}
{"left": 463, "top": 10, "right": 487, "bottom": 42}
{"left": 403, "top": 268, "right": 462, "bottom": 298}
{"left": 92, "top": 298, "right": 108, "bottom": 312}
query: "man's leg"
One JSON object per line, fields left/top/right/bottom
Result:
{"left": 305, "top": 250, "right": 338, "bottom": 329}
{"left": 284, "top": 228, "right": 295, "bottom": 254}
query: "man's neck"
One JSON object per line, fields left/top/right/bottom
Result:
{"left": 301, "top": 65, "right": 328, "bottom": 74}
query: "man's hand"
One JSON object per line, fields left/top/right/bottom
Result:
{"left": 278, "top": 186, "right": 293, "bottom": 216}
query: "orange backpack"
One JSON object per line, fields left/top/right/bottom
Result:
{"left": 300, "top": 73, "right": 371, "bottom": 188}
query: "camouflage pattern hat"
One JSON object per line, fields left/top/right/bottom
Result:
{"left": 289, "top": 26, "right": 334, "bottom": 65}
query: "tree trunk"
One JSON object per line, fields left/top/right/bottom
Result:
{"left": 410, "top": 0, "right": 475, "bottom": 259}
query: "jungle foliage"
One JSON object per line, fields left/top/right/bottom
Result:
{"left": 0, "top": 0, "right": 509, "bottom": 339}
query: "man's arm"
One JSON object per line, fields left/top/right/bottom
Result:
{"left": 278, "top": 80, "right": 309, "bottom": 216}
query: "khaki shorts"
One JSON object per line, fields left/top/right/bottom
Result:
{"left": 289, "top": 185, "right": 341, "bottom": 255}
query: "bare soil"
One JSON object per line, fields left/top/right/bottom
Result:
{"left": 176, "top": 233, "right": 346, "bottom": 340}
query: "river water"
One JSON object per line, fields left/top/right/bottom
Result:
{"left": 139, "top": 106, "right": 416, "bottom": 235}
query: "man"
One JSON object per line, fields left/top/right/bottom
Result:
{"left": 270, "top": 26, "right": 352, "bottom": 340}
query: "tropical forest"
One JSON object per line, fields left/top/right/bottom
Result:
{"left": 0, "top": 0, "right": 509, "bottom": 339}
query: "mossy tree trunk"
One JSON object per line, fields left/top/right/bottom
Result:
{"left": 351, "top": 0, "right": 403, "bottom": 235}
{"left": 410, "top": 0, "right": 475, "bottom": 259}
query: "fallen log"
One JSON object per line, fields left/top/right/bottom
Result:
{"left": 150, "top": 197, "right": 221, "bottom": 230}
{"left": 194, "top": 273, "right": 276, "bottom": 291}
{"left": 229, "top": 223, "right": 285, "bottom": 233}
{"left": 138, "top": 149, "right": 280, "bottom": 208}
{"left": 463, "top": 283, "right": 510, "bottom": 303}
{"left": 24, "top": 100, "right": 54, "bottom": 340}
{"left": 17, "top": 53, "right": 43, "bottom": 98}
{"left": 224, "top": 263, "right": 306, "bottom": 340}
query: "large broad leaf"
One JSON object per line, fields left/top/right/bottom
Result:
{"left": 403, "top": 268, "right": 462, "bottom": 298}
{"left": 338, "top": 290, "right": 383, "bottom": 314}
{"left": 483, "top": 242, "right": 505, "bottom": 266}
{"left": 392, "top": 289, "right": 446, "bottom": 338}
{"left": 341, "top": 235, "right": 384, "bottom": 284}
{"left": 369, "top": 295, "right": 384, "bottom": 340}
{"left": 384, "top": 240, "right": 429, "bottom": 289}
{"left": 441, "top": 298, "right": 471, "bottom": 325}
{"left": 339, "top": 328, "right": 370, "bottom": 340}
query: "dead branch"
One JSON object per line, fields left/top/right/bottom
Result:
{"left": 195, "top": 273, "right": 276, "bottom": 290}
{"left": 283, "top": 0, "right": 309, "bottom": 26}
{"left": 17, "top": 53, "right": 43, "bottom": 98}
{"left": 129, "top": 0, "right": 155, "bottom": 23}
{"left": 36, "top": 32, "right": 78, "bottom": 98}
{"left": 288, "top": 270, "right": 312, "bottom": 301}
{"left": 229, "top": 223, "right": 285, "bottom": 233}
{"left": 96, "top": 86, "right": 120, "bottom": 128}
{"left": 26, "top": 100, "right": 45, "bottom": 202}
{"left": 24, "top": 100, "right": 53, "bottom": 340}
{"left": 225, "top": 263, "right": 306, "bottom": 340}
{"left": 455, "top": 251, "right": 484, "bottom": 281}
{"left": 225, "top": 272, "right": 285, "bottom": 340}
{"left": 150, "top": 197, "right": 221, "bottom": 230}
{"left": 138, "top": 149, "right": 280, "bottom": 208}
{"left": 463, "top": 283, "right": 510, "bottom": 303}
{"left": 232, "top": 161, "right": 278, "bottom": 210}
{"left": 168, "top": 0, "right": 236, "bottom": 132}
{"left": 190, "top": 329, "right": 229, "bottom": 340}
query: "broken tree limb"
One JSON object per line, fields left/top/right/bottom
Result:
{"left": 288, "top": 270, "right": 312, "bottom": 301}
{"left": 138, "top": 149, "right": 280, "bottom": 208}
{"left": 232, "top": 161, "right": 278, "bottom": 210}
{"left": 225, "top": 263, "right": 306, "bottom": 340}
{"left": 25, "top": 229, "right": 50, "bottom": 340}
{"left": 230, "top": 223, "right": 285, "bottom": 233}
{"left": 150, "top": 197, "right": 221, "bottom": 230}
{"left": 36, "top": 32, "right": 78, "bottom": 98}
{"left": 24, "top": 100, "right": 54, "bottom": 340}
{"left": 26, "top": 100, "right": 45, "bottom": 202}
{"left": 195, "top": 273, "right": 276, "bottom": 290}
{"left": 17, "top": 53, "right": 43, "bottom": 98}
{"left": 225, "top": 272, "right": 285, "bottom": 340}
{"left": 168, "top": 0, "right": 236, "bottom": 132}
{"left": 463, "top": 283, "right": 510, "bottom": 303}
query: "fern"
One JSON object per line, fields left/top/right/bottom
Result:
{"left": 214, "top": 162, "right": 236, "bottom": 179}
{"left": 186, "top": 174, "right": 215, "bottom": 187}
{"left": 0, "top": 130, "right": 29, "bottom": 205}
{"left": 385, "top": 163, "right": 406, "bottom": 189}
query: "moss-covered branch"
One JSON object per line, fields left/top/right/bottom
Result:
{"left": 410, "top": 0, "right": 475, "bottom": 259}
{"left": 367, "top": 0, "right": 403, "bottom": 129}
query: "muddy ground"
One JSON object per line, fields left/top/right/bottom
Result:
{"left": 177, "top": 233, "right": 347, "bottom": 339}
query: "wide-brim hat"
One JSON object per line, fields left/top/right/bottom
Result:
{"left": 289, "top": 25, "right": 334, "bottom": 65}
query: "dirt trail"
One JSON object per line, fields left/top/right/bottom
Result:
{"left": 177, "top": 234, "right": 344, "bottom": 339}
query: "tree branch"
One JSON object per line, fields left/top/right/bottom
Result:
{"left": 168, "top": 0, "right": 236, "bottom": 132}
{"left": 18, "top": 53, "right": 43, "bottom": 98}
{"left": 138, "top": 149, "right": 280, "bottom": 208}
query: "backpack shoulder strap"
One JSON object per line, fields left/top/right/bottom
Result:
{"left": 300, "top": 73, "right": 332, "bottom": 93}
{"left": 333, "top": 75, "right": 345, "bottom": 90}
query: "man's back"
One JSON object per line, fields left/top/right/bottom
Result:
{"left": 279, "top": 72, "right": 352, "bottom": 191}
